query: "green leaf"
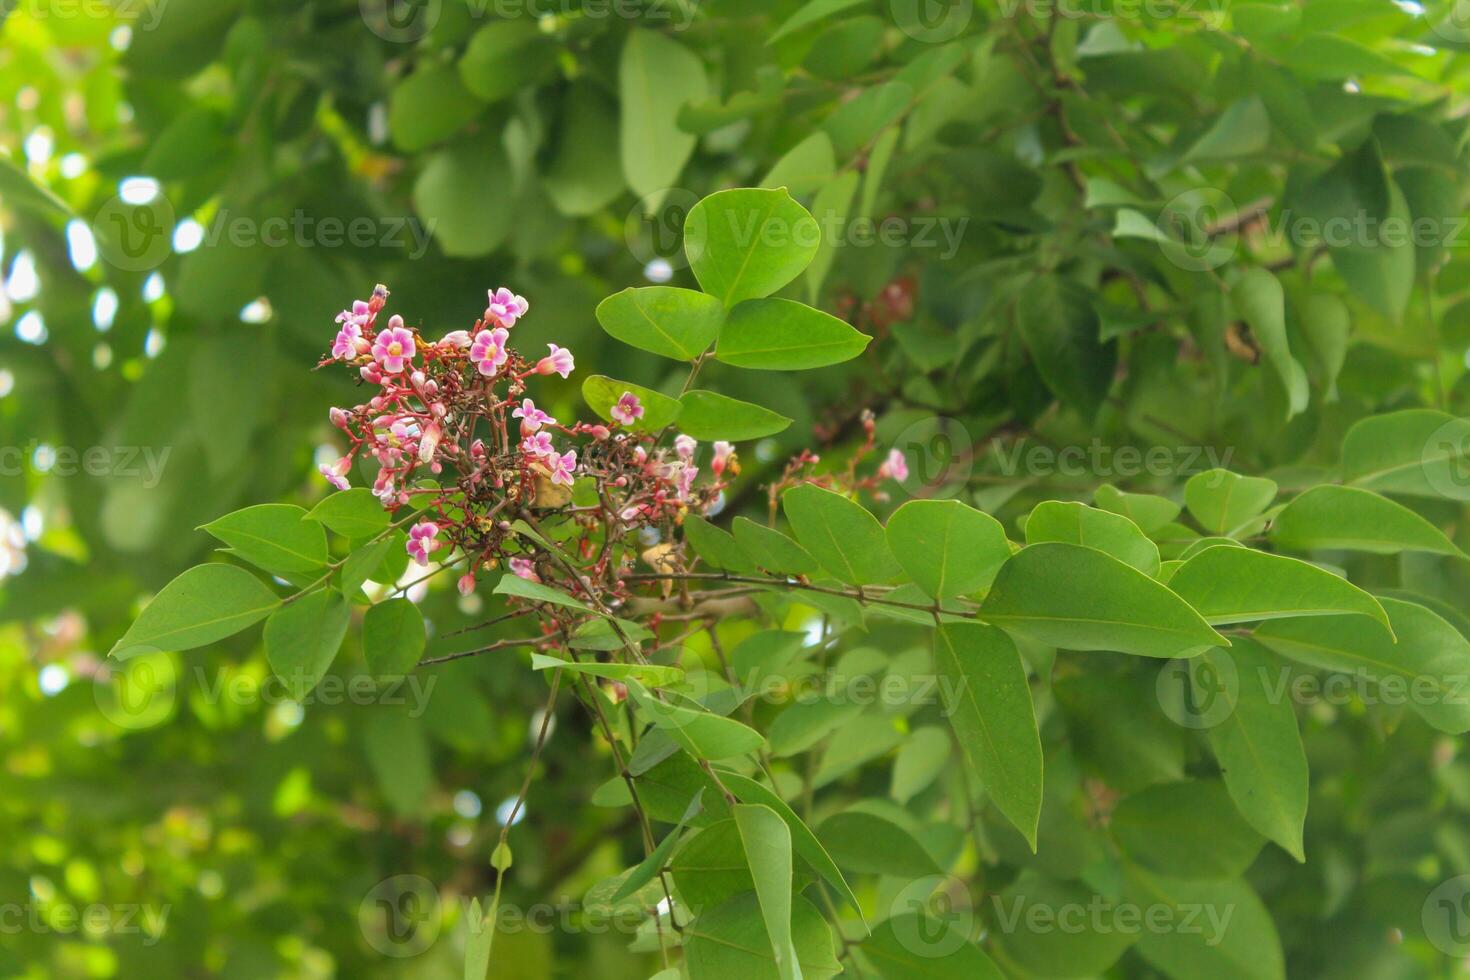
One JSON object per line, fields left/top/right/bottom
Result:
{"left": 685, "top": 188, "right": 820, "bottom": 308}
{"left": 363, "top": 598, "right": 426, "bottom": 676}
{"left": 672, "top": 819, "right": 755, "bottom": 907}
{"left": 685, "top": 893, "right": 842, "bottom": 980}
{"left": 1124, "top": 868, "right": 1285, "bottom": 980}
{"left": 1167, "top": 547, "right": 1392, "bottom": 631}
{"left": 413, "top": 133, "right": 513, "bottom": 258}
{"left": 806, "top": 170, "right": 859, "bottom": 302}
{"left": 715, "top": 771, "right": 862, "bottom": 918}
{"left": 782, "top": 484, "right": 902, "bottom": 585}
{"left": 1110, "top": 779, "right": 1264, "bottom": 879}
{"left": 457, "top": 20, "right": 555, "bottom": 103}
{"left": 1270, "top": 485, "right": 1465, "bottom": 557}
{"left": 619, "top": 29, "right": 707, "bottom": 198}
{"left": 110, "top": 564, "right": 281, "bottom": 656}
{"left": 264, "top": 590, "right": 351, "bottom": 700}
{"left": 1341, "top": 409, "right": 1470, "bottom": 500}
{"left": 596, "top": 286, "right": 726, "bottom": 362}
{"left": 1203, "top": 642, "right": 1309, "bottom": 862}
{"left": 463, "top": 897, "right": 494, "bottom": 980}
{"left": 1093, "top": 485, "right": 1182, "bottom": 535}
{"left": 1255, "top": 597, "right": 1470, "bottom": 734}
{"left": 761, "top": 132, "right": 837, "bottom": 196}
{"left": 565, "top": 617, "right": 655, "bottom": 652}
{"left": 678, "top": 391, "right": 793, "bottom": 441}
{"left": 817, "top": 808, "right": 941, "bottom": 878}
{"left": 684, "top": 516, "right": 759, "bottom": 573}
{"left": 306, "top": 489, "right": 390, "bottom": 540}
{"left": 768, "top": 0, "right": 866, "bottom": 43}
{"left": 715, "top": 298, "right": 871, "bottom": 370}
{"left": 494, "top": 574, "right": 594, "bottom": 612}
{"left": 861, "top": 913, "right": 1004, "bottom": 979}
{"left": 992, "top": 872, "right": 1136, "bottom": 976}
{"left": 628, "top": 681, "right": 765, "bottom": 760}
{"left": 388, "top": 62, "right": 480, "bottom": 152}
{"left": 1024, "top": 501, "right": 1161, "bottom": 577}
{"left": 1184, "top": 469, "right": 1278, "bottom": 536}
{"left": 1231, "top": 267, "right": 1308, "bottom": 418}
{"left": 981, "top": 544, "right": 1227, "bottom": 659}
{"left": 891, "top": 727, "right": 951, "bottom": 804}
{"left": 0, "top": 155, "right": 72, "bottom": 219}
{"left": 734, "top": 804, "right": 798, "bottom": 980}
{"left": 935, "top": 623, "right": 1044, "bottom": 848}
{"left": 542, "top": 81, "right": 626, "bottom": 217}
{"left": 339, "top": 538, "right": 392, "bottom": 597}
{"left": 1016, "top": 276, "right": 1115, "bottom": 418}
{"left": 612, "top": 790, "right": 704, "bottom": 902}
{"left": 1185, "top": 96, "right": 1270, "bottom": 161}
{"left": 202, "top": 503, "right": 329, "bottom": 574}
{"left": 581, "top": 375, "right": 682, "bottom": 431}
{"left": 732, "top": 517, "right": 820, "bottom": 577}
{"left": 885, "top": 499, "right": 1011, "bottom": 599}
{"left": 530, "top": 653, "right": 681, "bottom": 687}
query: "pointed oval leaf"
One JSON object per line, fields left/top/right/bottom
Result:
{"left": 202, "top": 503, "right": 329, "bottom": 574}
{"left": 678, "top": 390, "right": 792, "bottom": 441}
{"left": 1168, "top": 547, "right": 1392, "bottom": 631}
{"left": 980, "top": 543, "right": 1227, "bottom": 659}
{"left": 1270, "top": 485, "right": 1465, "bottom": 557}
{"left": 732, "top": 517, "right": 820, "bottom": 576}
{"left": 596, "top": 286, "right": 726, "bottom": 361}
{"left": 1184, "top": 470, "right": 1278, "bottom": 536}
{"left": 715, "top": 298, "right": 870, "bottom": 370}
{"left": 264, "top": 590, "right": 351, "bottom": 700}
{"left": 1024, "top": 501, "right": 1161, "bottom": 577}
{"left": 111, "top": 564, "right": 281, "bottom": 656}
{"left": 886, "top": 499, "right": 1010, "bottom": 599}
{"left": 684, "top": 188, "right": 819, "bottom": 307}
{"left": 363, "top": 598, "right": 426, "bottom": 676}
{"left": 307, "top": 489, "right": 391, "bottom": 540}
{"left": 782, "top": 484, "right": 902, "bottom": 585}
{"left": 1341, "top": 408, "right": 1470, "bottom": 500}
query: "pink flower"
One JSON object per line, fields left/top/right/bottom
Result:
{"left": 440, "top": 329, "right": 472, "bottom": 349}
{"left": 457, "top": 572, "right": 477, "bottom": 596}
{"left": 329, "top": 407, "right": 350, "bottom": 430}
{"left": 485, "top": 287, "right": 529, "bottom": 328}
{"left": 879, "top": 448, "right": 909, "bottom": 482}
{"left": 469, "top": 327, "right": 509, "bottom": 377}
{"left": 513, "top": 398, "right": 555, "bottom": 433}
{"left": 610, "top": 392, "right": 644, "bottom": 426}
{"left": 674, "top": 434, "right": 698, "bottom": 459}
{"left": 521, "top": 431, "right": 555, "bottom": 458}
{"left": 549, "top": 449, "right": 577, "bottom": 487}
{"left": 508, "top": 557, "right": 540, "bottom": 583}
{"left": 535, "top": 344, "right": 574, "bottom": 379}
{"left": 407, "top": 521, "right": 441, "bottom": 566}
{"left": 336, "top": 300, "right": 371, "bottom": 330}
{"left": 332, "top": 321, "right": 366, "bottom": 360}
{"left": 318, "top": 457, "right": 352, "bottom": 491}
{"left": 711, "top": 441, "right": 735, "bottom": 476}
{"left": 676, "top": 464, "right": 697, "bottom": 500}
{"left": 372, "top": 317, "right": 416, "bottom": 373}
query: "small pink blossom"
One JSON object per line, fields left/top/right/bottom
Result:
{"left": 329, "top": 407, "right": 350, "bottom": 430}
{"left": 333, "top": 321, "right": 366, "bottom": 360}
{"left": 407, "top": 521, "right": 441, "bottom": 566}
{"left": 417, "top": 421, "right": 442, "bottom": 464}
{"left": 457, "top": 572, "right": 477, "bottom": 596}
{"left": 469, "top": 327, "right": 509, "bottom": 377}
{"left": 619, "top": 505, "right": 643, "bottom": 522}
{"left": 508, "top": 557, "right": 540, "bottom": 583}
{"left": 535, "top": 344, "right": 574, "bottom": 379}
{"left": 372, "top": 316, "right": 415, "bottom": 373}
{"left": 711, "top": 441, "right": 735, "bottom": 476}
{"left": 440, "top": 329, "right": 472, "bottom": 348}
{"left": 336, "top": 300, "right": 371, "bottom": 330}
{"left": 879, "top": 448, "right": 909, "bottom": 482}
{"left": 318, "top": 457, "right": 352, "bottom": 491}
{"left": 676, "top": 464, "right": 698, "bottom": 500}
{"left": 521, "top": 431, "right": 555, "bottom": 458}
{"left": 549, "top": 449, "right": 577, "bottom": 487}
{"left": 610, "top": 392, "right": 644, "bottom": 426}
{"left": 485, "top": 287, "right": 529, "bottom": 328}
{"left": 674, "top": 434, "right": 698, "bottom": 459}
{"left": 513, "top": 398, "right": 555, "bottom": 433}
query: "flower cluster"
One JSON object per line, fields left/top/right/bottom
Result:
{"left": 318, "top": 285, "right": 735, "bottom": 604}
